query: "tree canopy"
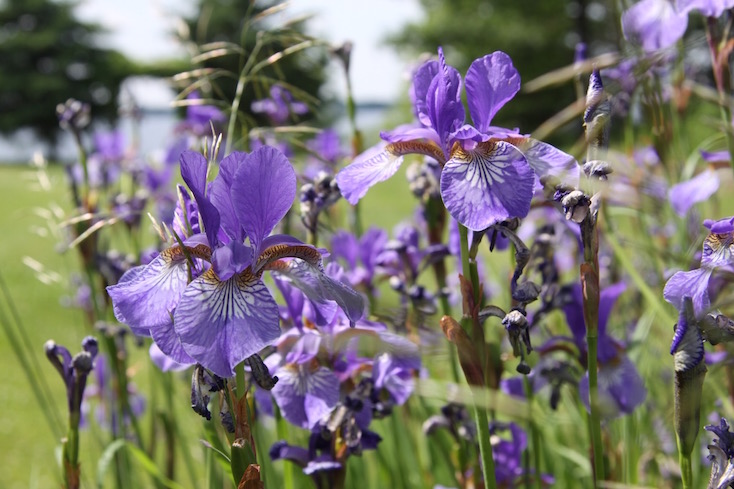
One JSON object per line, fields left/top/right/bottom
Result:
{"left": 0, "top": 0, "right": 138, "bottom": 145}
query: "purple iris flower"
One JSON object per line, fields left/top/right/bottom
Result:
{"left": 665, "top": 216, "right": 734, "bottom": 369}
{"left": 251, "top": 85, "right": 309, "bottom": 125}
{"left": 664, "top": 216, "right": 734, "bottom": 318}
{"left": 93, "top": 130, "right": 126, "bottom": 163}
{"left": 491, "top": 422, "right": 554, "bottom": 487}
{"left": 668, "top": 169, "right": 720, "bottom": 217}
{"left": 678, "top": 0, "right": 734, "bottom": 16}
{"left": 336, "top": 47, "right": 578, "bottom": 232}
{"left": 107, "top": 146, "right": 364, "bottom": 378}
{"left": 176, "top": 91, "right": 226, "bottom": 137}
{"left": 562, "top": 282, "right": 647, "bottom": 416}
{"left": 622, "top": 0, "right": 689, "bottom": 52}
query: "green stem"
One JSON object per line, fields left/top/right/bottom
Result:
{"left": 473, "top": 404, "right": 498, "bottom": 489}
{"left": 457, "top": 224, "right": 496, "bottom": 489}
{"left": 274, "top": 406, "right": 295, "bottom": 489}
{"left": 586, "top": 333, "right": 604, "bottom": 486}
{"left": 678, "top": 449, "right": 692, "bottom": 489}
{"left": 523, "top": 376, "right": 542, "bottom": 489}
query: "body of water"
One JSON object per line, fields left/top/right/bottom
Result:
{"left": 0, "top": 105, "right": 390, "bottom": 164}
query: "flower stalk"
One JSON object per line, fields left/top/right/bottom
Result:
{"left": 457, "top": 223, "right": 497, "bottom": 489}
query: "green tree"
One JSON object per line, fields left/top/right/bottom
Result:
{"left": 389, "top": 0, "right": 615, "bottom": 142}
{"left": 0, "top": 0, "right": 137, "bottom": 146}
{"left": 180, "top": 0, "right": 329, "bottom": 146}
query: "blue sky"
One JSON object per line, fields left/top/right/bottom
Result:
{"left": 76, "top": 0, "right": 424, "bottom": 106}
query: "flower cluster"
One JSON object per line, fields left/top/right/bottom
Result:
{"left": 107, "top": 146, "right": 365, "bottom": 377}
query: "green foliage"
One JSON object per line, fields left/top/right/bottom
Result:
{"left": 181, "top": 0, "right": 329, "bottom": 143}
{"left": 0, "top": 0, "right": 137, "bottom": 145}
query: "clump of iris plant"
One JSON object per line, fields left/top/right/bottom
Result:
{"left": 336, "top": 47, "right": 579, "bottom": 232}
{"left": 107, "top": 145, "right": 365, "bottom": 378}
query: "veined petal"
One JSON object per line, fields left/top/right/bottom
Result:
{"left": 411, "top": 59, "right": 439, "bottom": 126}
{"left": 173, "top": 269, "right": 281, "bottom": 378}
{"left": 668, "top": 169, "right": 720, "bottom": 217}
{"left": 702, "top": 228, "right": 734, "bottom": 268}
{"left": 150, "top": 319, "right": 196, "bottom": 366}
{"left": 149, "top": 343, "right": 191, "bottom": 372}
{"left": 107, "top": 247, "right": 191, "bottom": 335}
{"left": 663, "top": 268, "right": 712, "bottom": 318}
{"left": 268, "top": 259, "right": 365, "bottom": 326}
{"left": 507, "top": 137, "right": 580, "bottom": 187}
{"left": 465, "top": 51, "right": 521, "bottom": 133}
{"left": 271, "top": 364, "right": 339, "bottom": 429}
{"left": 335, "top": 143, "right": 404, "bottom": 205}
{"left": 440, "top": 140, "right": 534, "bottom": 231}
{"left": 230, "top": 146, "right": 296, "bottom": 254}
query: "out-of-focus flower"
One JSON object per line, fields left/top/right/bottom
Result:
{"left": 668, "top": 169, "right": 720, "bottom": 217}
{"left": 176, "top": 91, "right": 226, "bottom": 137}
{"left": 251, "top": 85, "right": 308, "bottom": 125}
{"left": 622, "top": 0, "right": 688, "bottom": 52}
{"left": 562, "top": 282, "right": 647, "bottom": 416}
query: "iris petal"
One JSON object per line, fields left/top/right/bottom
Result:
{"left": 174, "top": 269, "right": 281, "bottom": 378}
{"left": 465, "top": 51, "right": 521, "bottom": 133}
{"left": 230, "top": 146, "right": 296, "bottom": 254}
{"left": 335, "top": 143, "right": 404, "bottom": 205}
{"left": 663, "top": 268, "right": 713, "bottom": 318}
{"left": 440, "top": 140, "right": 534, "bottom": 231}
{"left": 271, "top": 365, "right": 339, "bottom": 429}
{"left": 269, "top": 259, "right": 365, "bottom": 326}
{"left": 107, "top": 247, "right": 190, "bottom": 335}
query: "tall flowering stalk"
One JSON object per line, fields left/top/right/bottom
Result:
{"left": 579, "top": 69, "right": 611, "bottom": 487}
{"left": 337, "top": 46, "right": 578, "bottom": 489}
{"left": 45, "top": 337, "right": 98, "bottom": 489}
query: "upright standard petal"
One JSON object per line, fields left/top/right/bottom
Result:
{"left": 180, "top": 150, "right": 221, "bottom": 246}
{"left": 107, "top": 247, "right": 190, "bottom": 335}
{"left": 668, "top": 169, "right": 720, "bottom": 217}
{"left": 426, "top": 48, "right": 465, "bottom": 156}
{"left": 209, "top": 151, "right": 247, "bottom": 242}
{"left": 335, "top": 143, "right": 404, "bottom": 205}
{"left": 465, "top": 52, "right": 521, "bottom": 133}
{"left": 173, "top": 269, "right": 281, "bottom": 378}
{"left": 230, "top": 146, "right": 296, "bottom": 253}
{"left": 440, "top": 140, "right": 534, "bottom": 231}
{"left": 411, "top": 60, "right": 440, "bottom": 126}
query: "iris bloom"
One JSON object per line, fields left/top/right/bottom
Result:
{"left": 336, "top": 47, "right": 578, "bottom": 232}
{"left": 665, "top": 216, "right": 734, "bottom": 370}
{"left": 562, "top": 282, "right": 647, "bottom": 416}
{"left": 108, "top": 146, "right": 364, "bottom": 378}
